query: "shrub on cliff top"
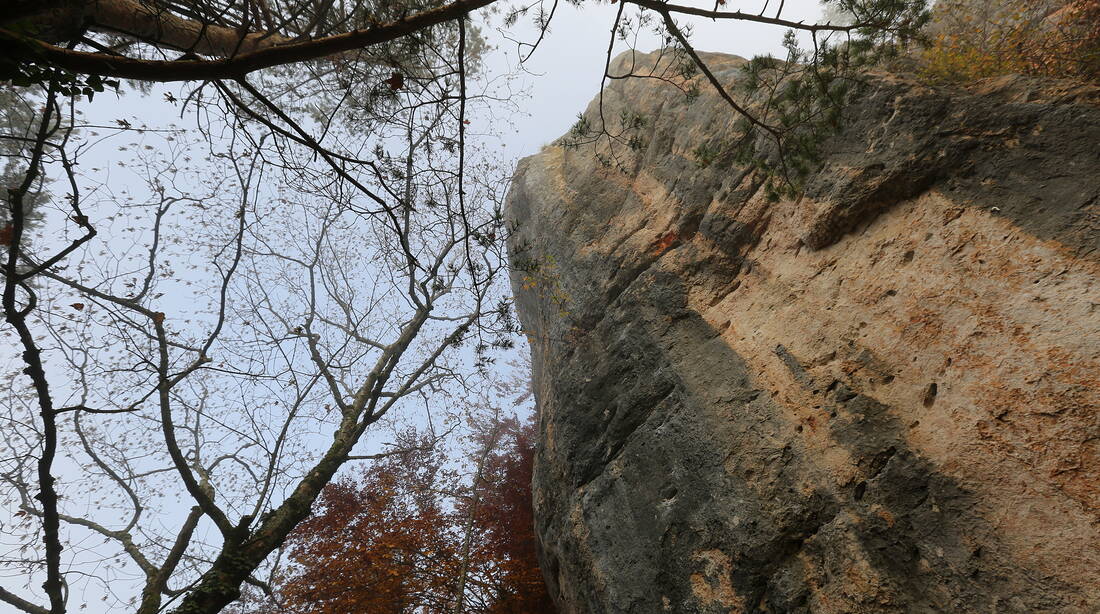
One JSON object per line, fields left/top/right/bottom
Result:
{"left": 920, "top": 0, "right": 1100, "bottom": 83}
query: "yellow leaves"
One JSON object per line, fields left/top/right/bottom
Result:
{"left": 517, "top": 254, "right": 572, "bottom": 320}
{"left": 920, "top": 0, "right": 1100, "bottom": 84}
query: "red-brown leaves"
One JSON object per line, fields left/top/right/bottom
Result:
{"left": 273, "top": 420, "right": 555, "bottom": 614}
{"left": 281, "top": 446, "right": 458, "bottom": 613}
{"left": 383, "top": 72, "right": 404, "bottom": 91}
{"left": 470, "top": 417, "right": 556, "bottom": 614}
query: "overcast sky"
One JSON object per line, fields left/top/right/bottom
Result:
{"left": 77, "top": 0, "right": 826, "bottom": 171}
{"left": 484, "top": 0, "right": 825, "bottom": 160}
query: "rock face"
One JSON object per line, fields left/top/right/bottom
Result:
{"left": 507, "top": 50, "right": 1100, "bottom": 613}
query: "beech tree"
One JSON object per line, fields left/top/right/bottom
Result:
{"left": 258, "top": 416, "right": 552, "bottom": 614}
{"left": 1, "top": 1, "right": 947, "bottom": 613}
{"left": 463, "top": 415, "right": 553, "bottom": 614}
{"left": 275, "top": 436, "right": 461, "bottom": 614}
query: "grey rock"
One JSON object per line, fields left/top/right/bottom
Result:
{"left": 509, "top": 50, "right": 1100, "bottom": 613}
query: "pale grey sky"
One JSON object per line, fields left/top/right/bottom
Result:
{"left": 74, "top": 0, "right": 826, "bottom": 168}
{"left": 485, "top": 0, "right": 825, "bottom": 160}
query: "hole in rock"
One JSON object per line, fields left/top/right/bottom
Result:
{"left": 922, "top": 382, "right": 939, "bottom": 408}
{"left": 854, "top": 481, "right": 868, "bottom": 501}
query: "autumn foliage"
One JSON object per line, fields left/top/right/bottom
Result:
{"left": 278, "top": 446, "right": 460, "bottom": 613}
{"left": 464, "top": 419, "right": 551, "bottom": 614}
{"left": 921, "top": 0, "right": 1100, "bottom": 83}
{"left": 265, "top": 418, "right": 555, "bottom": 614}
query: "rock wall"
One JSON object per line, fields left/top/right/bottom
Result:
{"left": 507, "top": 51, "right": 1100, "bottom": 613}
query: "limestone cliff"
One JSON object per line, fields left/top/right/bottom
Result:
{"left": 507, "top": 51, "right": 1100, "bottom": 613}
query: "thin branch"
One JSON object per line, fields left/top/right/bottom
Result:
{"left": 656, "top": 9, "right": 779, "bottom": 135}
{"left": 627, "top": 0, "right": 882, "bottom": 33}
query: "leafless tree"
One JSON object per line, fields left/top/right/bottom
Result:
{"left": 0, "top": 28, "right": 513, "bottom": 611}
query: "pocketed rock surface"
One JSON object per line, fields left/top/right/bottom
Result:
{"left": 508, "top": 50, "right": 1100, "bottom": 613}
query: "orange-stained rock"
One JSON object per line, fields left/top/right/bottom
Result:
{"left": 509, "top": 50, "right": 1100, "bottom": 613}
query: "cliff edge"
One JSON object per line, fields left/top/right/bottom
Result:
{"left": 508, "top": 50, "right": 1100, "bottom": 613}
